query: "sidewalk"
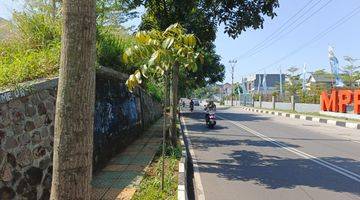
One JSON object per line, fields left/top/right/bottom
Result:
{"left": 91, "top": 118, "right": 163, "bottom": 200}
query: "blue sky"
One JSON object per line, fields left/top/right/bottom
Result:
{"left": 1, "top": 0, "right": 360, "bottom": 83}
{"left": 0, "top": 0, "right": 23, "bottom": 19}
{"left": 216, "top": 0, "right": 360, "bottom": 83}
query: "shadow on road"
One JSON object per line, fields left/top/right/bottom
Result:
{"left": 192, "top": 132, "right": 356, "bottom": 143}
{"left": 182, "top": 111, "right": 270, "bottom": 122}
{"left": 189, "top": 136, "right": 301, "bottom": 151}
{"left": 181, "top": 110, "right": 360, "bottom": 196}
{"left": 198, "top": 150, "right": 360, "bottom": 195}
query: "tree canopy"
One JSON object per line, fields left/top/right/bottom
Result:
{"left": 139, "top": 0, "right": 279, "bottom": 39}
{"left": 136, "top": 0, "right": 279, "bottom": 96}
{"left": 123, "top": 23, "right": 203, "bottom": 91}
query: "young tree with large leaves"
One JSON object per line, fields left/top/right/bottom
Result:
{"left": 50, "top": 0, "right": 96, "bottom": 199}
{"left": 124, "top": 23, "right": 202, "bottom": 141}
{"left": 123, "top": 23, "right": 202, "bottom": 188}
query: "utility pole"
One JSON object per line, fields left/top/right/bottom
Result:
{"left": 302, "top": 63, "right": 307, "bottom": 92}
{"left": 229, "top": 59, "right": 237, "bottom": 106}
{"left": 279, "top": 67, "right": 283, "bottom": 97}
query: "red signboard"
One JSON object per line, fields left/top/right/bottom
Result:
{"left": 321, "top": 90, "right": 360, "bottom": 114}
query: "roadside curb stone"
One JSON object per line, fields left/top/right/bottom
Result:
{"left": 178, "top": 124, "right": 188, "bottom": 200}
{"left": 239, "top": 106, "right": 360, "bottom": 130}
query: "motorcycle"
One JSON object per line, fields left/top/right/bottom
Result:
{"left": 206, "top": 111, "right": 216, "bottom": 128}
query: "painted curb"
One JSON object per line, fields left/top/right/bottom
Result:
{"left": 239, "top": 106, "right": 360, "bottom": 130}
{"left": 178, "top": 125, "right": 188, "bottom": 200}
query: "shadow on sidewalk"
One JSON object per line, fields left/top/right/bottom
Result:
{"left": 91, "top": 119, "right": 163, "bottom": 200}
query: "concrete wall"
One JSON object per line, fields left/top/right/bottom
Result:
{"left": 274, "top": 102, "right": 292, "bottom": 111}
{"left": 0, "top": 67, "right": 162, "bottom": 199}
{"left": 225, "top": 98, "right": 354, "bottom": 114}
{"left": 294, "top": 103, "right": 320, "bottom": 113}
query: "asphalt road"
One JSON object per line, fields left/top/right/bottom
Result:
{"left": 181, "top": 107, "right": 360, "bottom": 200}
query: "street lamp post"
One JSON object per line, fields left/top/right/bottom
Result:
{"left": 229, "top": 59, "right": 237, "bottom": 106}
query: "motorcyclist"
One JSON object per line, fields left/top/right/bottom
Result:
{"left": 204, "top": 101, "right": 216, "bottom": 122}
{"left": 189, "top": 99, "right": 194, "bottom": 111}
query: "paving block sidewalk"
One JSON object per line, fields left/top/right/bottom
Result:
{"left": 91, "top": 118, "right": 164, "bottom": 200}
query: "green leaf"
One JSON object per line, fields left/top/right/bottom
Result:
{"left": 196, "top": 53, "right": 204, "bottom": 64}
{"left": 177, "top": 48, "right": 184, "bottom": 55}
{"left": 192, "top": 63, "right": 198, "bottom": 72}
{"left": 148, "top": 50, "right": 160, "bottom": 66}
{"left": 156, "top": 65, "right": 164, "bottom": 75}
{"left": 188, "top": 34, "right": 197, "bottom": 46}
{"left": 123, "top": 48, "right": 133, "bottom": 63}
{"left": 162, "top": 37, "right": 175, "bottom": 49}
{"left": 164, "top": 23, "right": 177, "bottom": 34}
{"left": 183, "top": 34, "right": 196, "bottom": 46}
{"left": 136, "top": 31, "right": 150, "bottom": 44}
{"left": 126, "top": 74, "right": 137, "bottom": 92}
{"left": 135, "top": 70, "right": 142, "bottom": 84}
{"left": 147, "top": 39, "right": 160, "bottom": 46}
{"left": 123, "top": 53, "right": 128, "bottom": 64}
{"left": 142, "top": 64, "right": 149, "bottom": 78}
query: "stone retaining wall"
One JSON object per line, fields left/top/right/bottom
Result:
{"left": 0, "top": 67, "right": 162, "bottom": 199}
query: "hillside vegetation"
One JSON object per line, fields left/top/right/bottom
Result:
{"left": 0, "top": 13, "right": 136, "bottom": 90}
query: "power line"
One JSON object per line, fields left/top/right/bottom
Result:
{"left": 249, "top": 4, "right": 360, "bottom": 75}
{"left": 243, "top": 0, "right": 334, "bottom": 59}
{"left": 235, "top": 0, "right": 324, "bottom": 59}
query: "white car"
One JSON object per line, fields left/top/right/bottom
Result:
{"left": 192, "top": 99, "right": 200, "bottom": 106}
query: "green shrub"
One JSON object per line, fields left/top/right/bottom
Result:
{"left": 132, "top": 145, "right": 180, "bottom": 200}
{"left": 0, "top": 13, "right": 61, "bottom": 89}
{"left": 13, "top": 12, "right": 61, "bottom": 48}
{"left": 0, "top": 41, "right": 60, "bottom": 88}
{"left": 145, "top": 81, "right": 164, "bottom": 102}
{"left": 220, "top": 99, "right": 224, "bottom": 105}
{"left": 0, "top": 13, "right": 137, "bottom": 89}
{"left": 97, "top": 27, "right": 136, "bottom": 74}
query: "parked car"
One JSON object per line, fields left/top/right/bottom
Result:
{"left": 192, "top": 99, "right": 200, "bottom": 106}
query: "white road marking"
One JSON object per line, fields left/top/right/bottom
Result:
{"left": 352, "top": 140, "right": 360, "bottom": 144}
{"left": 217, "top": 115, "right": 360, "bottom": 183}
{"left": 181, "top": 116, "right": 206, "bottom": 200}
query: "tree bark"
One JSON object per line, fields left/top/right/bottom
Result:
{"left": 164, "top": 71, "right": 170, "bottom": 139}
{"left": 161, "top": 80, "right": 167, "bottom": 190}
{"left": 170, "top": 62, "right": 179, "bottom": 146}
{"left": 165, "top": 72, "right": 170, "bottom": 108}
{"left": 50, "top": 0, "right": 96, "bottom": 199}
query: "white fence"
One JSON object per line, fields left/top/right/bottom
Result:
{"left": 224, "top": 99, "right": 357, "bottom": 114}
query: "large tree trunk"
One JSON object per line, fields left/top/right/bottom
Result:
{"left": 50, "top": 0, "right": 96, "bottom": 199}
{"left": 170, "top": 62, "right": 179, "bottom": 146}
